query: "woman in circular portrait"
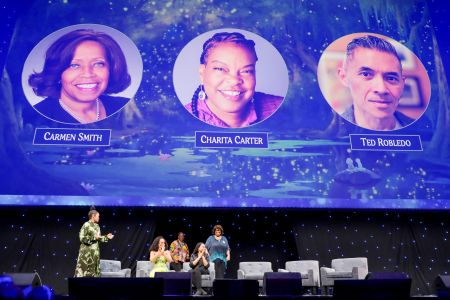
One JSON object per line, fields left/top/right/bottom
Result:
{"left": 184, "top": 31, "right": 285, "bottom": 128}
{"left": 28, "top": 28, "right": 132, "bottom": 124}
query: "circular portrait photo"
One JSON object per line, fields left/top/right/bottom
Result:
{"left": 22, "top": 24, "right": 143, "bottom": 125}
{"left": 318, "top": 32, "right": 430, "bottom": 131}
{"left": 173, "top": 28, "right": 289, "bottom": 128}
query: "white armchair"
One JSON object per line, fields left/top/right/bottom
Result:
{"left": 278, "top": 260, "right": 320, "bottom": 293}
{"left": 237, "top": 262, "right": 273, "bottom": 287}
{"left": 135, "top": 260, "right": 171, "bottom": 277}
{"left": 320, "top": 257, "right": 368, "bottom": 294}
{"left": 99, "top": 259, "right": 131, "bottom": 278}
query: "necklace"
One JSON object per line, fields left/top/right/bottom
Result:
{"left": 59, "top": 99, "right": 100, "bottom": 123}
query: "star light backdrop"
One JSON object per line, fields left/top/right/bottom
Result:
{"left": 0, "top": 207, "right": 448, "bottom": 295}
{"left": 0, "top": 0, "right": 449, "bottom": 296}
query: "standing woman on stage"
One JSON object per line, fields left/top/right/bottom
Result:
{"left": 205, "top": 224, "right": 230, "bottom": 279}
{"left": 75, "top": 206, "right": 114, "bottom": 277}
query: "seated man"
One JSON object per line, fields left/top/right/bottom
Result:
{"left": 169, "top": 232, "right": 189, "bottom": 271}
{"left": 338, "top": 35, "right": 414, "bottom": 130}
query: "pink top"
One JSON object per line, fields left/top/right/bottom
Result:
{"left": 185, "top": 92, "right": 283, "bottom": 128}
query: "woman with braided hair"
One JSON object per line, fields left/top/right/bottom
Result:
{"left": 185, "top": 32, "right": 283, "bottom": 128}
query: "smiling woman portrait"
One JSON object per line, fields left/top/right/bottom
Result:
{"left": 183, "top": 32, "right": 285, "bottom": 128}
{"left": 28, "top": 28, "right": 131, "bottom": 124}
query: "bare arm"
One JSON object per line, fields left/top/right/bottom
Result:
{"left": 150, "top": 250, "right": 161, "bottom": 263}
{"left": 191, "top": 255, "right": 201, "bottom": 267}
{"left": 163, "top": 250, "right": 173, "bottom": 262}
{"left": 201, "top": 255, "right": 209, "bottom": 267}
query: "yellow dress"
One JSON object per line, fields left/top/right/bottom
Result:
{"left": 150, "top": 255, "right": 169, "bottom": 278}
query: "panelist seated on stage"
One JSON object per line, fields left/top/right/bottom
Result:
{"left": 188, "top": 242, "right": 210, "bottom": 296}
{"left": 149, "top": 236, "right": 173, "bottom": 278}
{"left": 28, "top": 29, "right": 131, "bottom": 124}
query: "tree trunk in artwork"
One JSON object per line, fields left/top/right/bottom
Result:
{"left": 0, "top": 68, "right": 88, "bottom": 195}
{"left": 426, "top": 33, "right": 450, "bottom": 160}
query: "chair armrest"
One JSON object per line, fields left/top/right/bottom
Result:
{"left": 306, "top": 268, "right": 313, "bottom": 279}
{"left": 320, "top": 267, "right": 335, "bottom": 275}
{"left": 320, "top": 267, "right": 335, "bottom": 287}
{"left": 237, "top": 269, "right": 245, "bottom": 279}
{"left": 122, "top": 268, "right": 131, "bottom": 278}
{"left": 181, "top": 262, "right": 190, "bottom": 272}
{"left": 278, "top": 268, "right": 288, "bottom": 272}
{"left": 352, "top": 266, "right": 367, "bottom": 279}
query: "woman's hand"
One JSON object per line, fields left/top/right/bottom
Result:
{"left": 106, "top": 233, "right": 114, "bottom": 239}
{"left": 201, "top": 254, "right": 208, "bottom": 266}
{"left": 164, "top": 250, "right": 173, "bottom": 262}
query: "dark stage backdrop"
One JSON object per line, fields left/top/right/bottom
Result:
{"left": 0, "top": 206, "right": 448, "bottom": 295}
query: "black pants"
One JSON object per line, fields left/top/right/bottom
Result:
{"left": 190, "top": 268, "right": 209, "bottom": 290}
{"left": 170, "top": 261, "right": 183, "bottom": 272}
{"left": 214, "top": 259, "right": 226, "bottom": 279}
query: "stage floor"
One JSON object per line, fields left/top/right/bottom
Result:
{"left": 56, "top": 294, "right": 442, "bottom": 299}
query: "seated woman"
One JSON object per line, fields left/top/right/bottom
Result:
{"left": 189, "top": 242, "right": 210, "bottom": 296}
{"left": 149, "top": 236, "right": 173, "bottom": 278}
{"left": 28, "top": 28, "right": 131, "bottom": 124}
{"left": 185, "top": 32, "right": 283, "bottom": 128}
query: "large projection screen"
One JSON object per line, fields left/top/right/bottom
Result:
{"left": 0, "top": 0, "right": 449, "bottom": 210}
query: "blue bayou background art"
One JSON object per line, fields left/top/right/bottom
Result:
{"left": 0, "top": 0, "right": 449, "bottom": 209}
